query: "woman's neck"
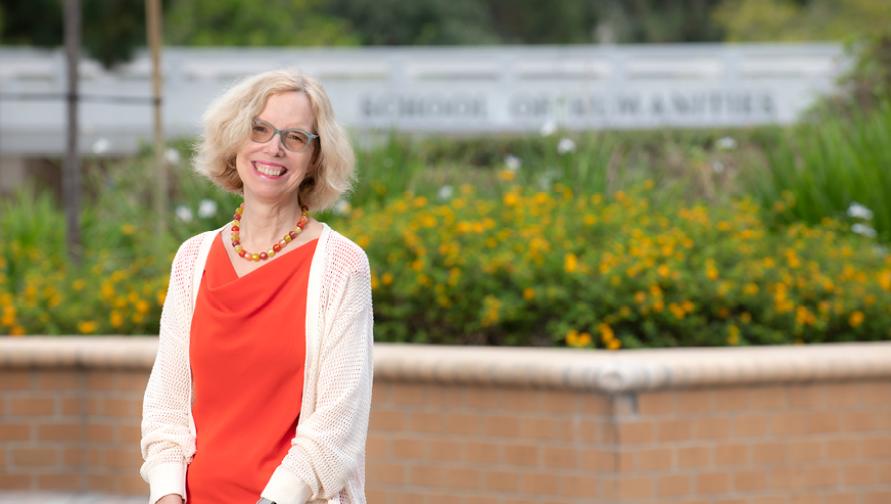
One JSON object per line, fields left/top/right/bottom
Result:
{"left": 238, "top": 197, "right": 303, "bottom": 249}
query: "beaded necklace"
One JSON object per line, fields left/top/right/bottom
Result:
{"left": 230, "top": 202, "right": 309, "bottom": 262}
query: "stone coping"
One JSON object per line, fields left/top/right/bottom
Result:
{"left": 2, "top": 337, "right": 890, "bottom": 393}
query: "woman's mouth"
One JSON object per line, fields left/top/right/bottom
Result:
{"left": 252, "top": 161, "right": 288, "bottom": 179}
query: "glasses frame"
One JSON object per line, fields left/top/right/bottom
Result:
{"left": 250, "top": 118, "right": 319, "bottom": 153}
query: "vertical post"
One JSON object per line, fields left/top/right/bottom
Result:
{"left": 63, "top": 0, "right": 82, "bottom": 264}
{"left": 146, "top": 0, "right": 167, "bottom": 242}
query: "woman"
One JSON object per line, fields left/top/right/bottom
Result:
{"left": 140, "top": 69, "right": 374, "bottom": 504}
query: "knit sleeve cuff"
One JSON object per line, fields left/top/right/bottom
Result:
{"left": 148, "top": 460, "right": 188, "bottom": 504}
{"left": 261, "top": 466, "right": 313, "bottom": 504}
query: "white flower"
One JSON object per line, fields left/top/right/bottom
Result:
{"left": 847, "top": 202, "right": 874, "bottom": 221}
{"left": 712, "top": 160, "right": 725, "bottom": 173}
{"left": 540, "top": 119, "right": 557, "bottom": 137}
{"left": 333, "top": 199, "right": 351, "bottom": 216}
{"left": 852, "top": 223, "right": 877, "bottom": 238}
{"left": 197, "top": 199, "right": 217, "bottom": 219}
{"left": 175, "top": 205, "right": 193, "bottom": 222}
{"left": 165, "top": 148, "right": 182, "bottom": 166}
{"left": 557, "top": 138, "right": 576, "bottom": 155}
{"left": 91, "top": 138, "right": 111, "bottom": 155}
{"left": 504, "top": 155, "right": 521, "bottom": 171}
{"left": 716, "top": 136, "right": 737, "bottom": 151}
{"left": 437, "top": 185, "right": 454, "bottom": 201}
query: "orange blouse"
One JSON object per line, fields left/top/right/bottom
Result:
{"left": 186, "top": 231, "right": 319, "bottom": 503}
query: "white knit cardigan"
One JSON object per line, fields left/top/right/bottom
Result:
{"left": 140, "top": 222, "right": 373, "bottom": 504}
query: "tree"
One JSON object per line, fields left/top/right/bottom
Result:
{"left": 0, "top": 0, "right": 165, "bottom": 68}
{"left": 165, "top": 0, "right": 358, "bottom": 47}
{"left": 325, "top": 0, "right": 497, "bottom": 45}
{"left": 714, "top": 0, "right": 891, "bottom": 42}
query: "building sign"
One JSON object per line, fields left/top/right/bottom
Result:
{"left": 0, "top": 44, "right": 844, "bottom": 155}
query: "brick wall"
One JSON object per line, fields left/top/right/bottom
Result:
{"left": 2, "top": 338, "right": 891, "bottom": 503}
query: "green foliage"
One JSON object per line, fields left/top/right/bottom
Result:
{"left": 838, "top": 34, "right": 891, "bottom": 111}
{"left": 2, "top": 111, "right": 890, "bottom": 344}
{"left": 742, "top": 102, "right": 891, "bottom": 243}
{"left": 0, "top": 186, "right": 66, "bottom": 292}
{"left": 325, "top": 0, "right": 498, "bottom": 45}
{"left": 340, "top": 183, "right": 890, "bottom": 347}
{"left": 166, "top": 0, "right": 358, "bottom": 47}
{"left": 714, "top": 0, "right": 891, "bottom": 42}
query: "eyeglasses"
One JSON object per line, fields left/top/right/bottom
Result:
{"left": 250, "top": 118, "right": 319, "bottom": 153}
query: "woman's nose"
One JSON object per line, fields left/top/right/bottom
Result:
{"left": 261, "top": 132, "right": 285, "bottom": 155}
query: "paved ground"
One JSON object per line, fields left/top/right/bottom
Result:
{"left": 0, "top": 493, "right": 145, "bottom": 503}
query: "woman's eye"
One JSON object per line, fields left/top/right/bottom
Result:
{"left": 287, "top": 132, "right": 307, "bottom": 144}
{"left": 253, "top": 125, "right": 269, "bottom": 133}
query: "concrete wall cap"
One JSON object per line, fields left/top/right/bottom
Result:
{"left": 2, "top": 337, "right": 890, "bottom": 392}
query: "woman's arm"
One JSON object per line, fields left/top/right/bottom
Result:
{"left": 261, "top": 251, "right": 374, "bottom": 504}
{"left": 140, "top": 239, "right": 199, "bottom": 504}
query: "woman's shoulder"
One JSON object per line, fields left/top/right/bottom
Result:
{"left": 170, "top": 226, "right": 225, "bottom": 270}
{"left": 323, "top": 224, "right": 370, "bottom": 275}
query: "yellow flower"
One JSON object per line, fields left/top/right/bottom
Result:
{"left": 849, "top": 311, "right": 864, "bottom": 328}
{"left": 78, "top": 321, "right": 97, "bottom": 334}
{"left": 669, "top": 303, "right": 685, "bottom": 319}
{"left": 110, "top": 311, "right": 124, "bottom": 329}
{"left": 10, "top": 325, "right": 26, "bottom": 336}
{"left": 785, "top": 249, "right": 801, "bottom": 269}
{"left": 497, "top": 169, "right": 516, "bottom": 182}
{"left": 522, "top": 287, "right": 535, "bottom": 301}
{"left": 381, "top": 272, "right": 394, "bottom": 286}
{"left": 727, "top": 324, "right": 740, "bottom": 345}
{"left": 634, "top": 291, "right": 646, "bottom": 305}
{"left": 136, "top": 300, "right": 150, "bottom": 315}
{"left": 657, "top": 265, "right": 671, "bottom": 278}
{"left": 2, "top": 306, "right": 16, "bottom": 326}
{"left": 597, "top": 323, "right": 615, "bottom": 344}
{"left": 606, "top": 338, "right": 622, "bottom": 350}
{"left": 740, "top": 312, "right": 752, "bottom": 324}
{"left": 481, "top": 295, "right": 502, "bottom": 327}
{"left": 705, "top": 259, "right": 719, "bottom": 281}
{"left": 743, "top": 283, "right": 759, "bottom": 296}
{"left": 583, "top": 214, "right": 597, "bottom": 226}
{"left": 566, "top": 329, "right": 592, "bottom": 348}
{"left": 503, "top": 191, "right": 520, "bottom": 207}
{"left": 121, "top": 224, "right": 136, "bottom": 236}
{"left": 795, "top": 306, "right": 815, "bottom": 326}
{"left": 72, "top": 279, "right": 86, "bottom": 292}
{"left": 564, "top": 253, "right": 579, "bottom": 273}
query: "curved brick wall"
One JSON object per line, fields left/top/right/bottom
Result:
{"left": 2, "top": 338, "right": 891, "bottom": 503}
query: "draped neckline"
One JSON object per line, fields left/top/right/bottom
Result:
{"left": 208, "top": 231, "right": 320, "bottom": 290}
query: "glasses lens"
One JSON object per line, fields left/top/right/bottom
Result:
{"left": 251, "top": 121, "right": 274, "bottom": 143}
{"left": 283, "top": 130, "right": 311, "bottom": 152}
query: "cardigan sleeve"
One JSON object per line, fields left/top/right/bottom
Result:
{"left": 261, "top": 247, "right": 374, "bottom": 504}
{"left": 140, "top": 238, "right": 199, "bottom": 504}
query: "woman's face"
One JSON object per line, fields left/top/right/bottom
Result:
{"left": 234, "top": 91, "right": 316, "bottom": 206}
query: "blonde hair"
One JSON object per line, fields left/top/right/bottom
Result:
{"left": 194, "top": 69, "right": 355, "bottom": 212}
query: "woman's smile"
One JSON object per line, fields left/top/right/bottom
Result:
{"left": 252, "top": 160, "right": 289, "bottom": 179}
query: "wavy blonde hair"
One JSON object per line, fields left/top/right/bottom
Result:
{"left": 194, "top": 69, "right": 355, "bottom": 212}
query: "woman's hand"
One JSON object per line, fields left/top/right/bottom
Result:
{"left": 156, "top": 494, "right": 184, "bottom": 504}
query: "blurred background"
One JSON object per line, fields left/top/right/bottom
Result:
{"left": 2, "top": 0, "right": 890, "bottom": 346}
{"left": 2, "top": 1, "right": 891, "bottom": 502}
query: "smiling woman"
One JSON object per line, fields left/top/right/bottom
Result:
{"left": 139, "top": 70, "right": 374, "bottom": 504}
